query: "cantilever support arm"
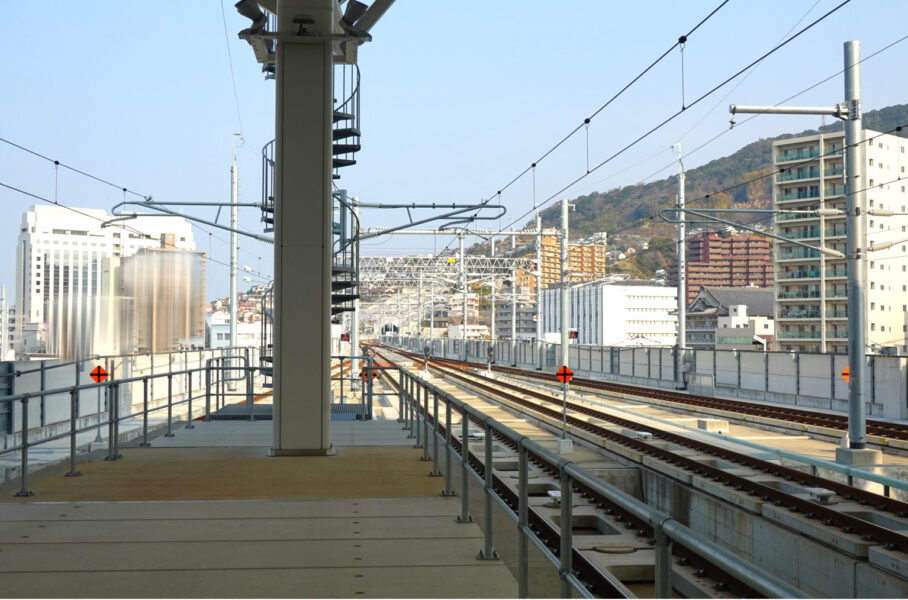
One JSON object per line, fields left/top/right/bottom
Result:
{"left": 107, "top": 200, "right": 274, "bottom": 244}
{"left": 357, "top": 203, "right": 506, "bottom": 240}
{"left": 658, "top": 207, "right": 844, "bottom": 258}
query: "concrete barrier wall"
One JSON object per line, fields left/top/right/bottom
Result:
{"left": 385, "top": 336, "right": 908, "bottom": 420}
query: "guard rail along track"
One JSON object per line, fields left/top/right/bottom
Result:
{"left": 378, "top": 344, "right": 908, "bottom": 558}
{"left": 367, "top": 344, "right": 803, "bottom": 598}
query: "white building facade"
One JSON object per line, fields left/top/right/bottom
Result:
{"left": 14, "top": 205, "right": 197, "bottom": 358}
{"left": 773, "top": 130, "right": 908, "bottom": 354}
{"left": 541, "top": 282, "right": 678, "bottom": 346}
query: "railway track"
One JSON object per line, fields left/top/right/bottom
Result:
{"left": 374, "top": 345, "right": 908, "bottom": 554}
{"left": 412, "top": 351, "right": 908, "bottom": 443}
{"left": 369, "top": 347, "right": 761, "bottom": 597}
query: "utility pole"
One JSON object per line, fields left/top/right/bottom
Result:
{"left": 559, "top": 197, "right": 572, "bottom": 453}
{"left": 460, "top": 232, "right": 467, "bottom": 361}
{"left": 536, "top": 214, "right": 543, "bottom": 370}
{"left": 511, "top": 265, "right": 517, "bottom": 365}
{"left": 229, "top": 133, "right": 240, "bottom": 391}
{"left": 674, "top": 143, "right": 687, "bottom": 390}
{"left": 730, "top": 40, "right": 876, "bottom": 465}
{"left": 351, "top": 199, "right": 360, "bottom": 378}
{"left": 490, "top": 238, "right": 496, "bottom": 342}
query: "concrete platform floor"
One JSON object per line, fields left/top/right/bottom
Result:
{"left": 0, "top": 419, "right": 518, "bottom": 598}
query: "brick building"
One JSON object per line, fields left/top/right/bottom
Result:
{"left": 667, "top": 231, "right": 773, "bottom": 303}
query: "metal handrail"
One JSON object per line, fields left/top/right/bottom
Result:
{"left": 396, "top": 367, "right": 804, "bottom": 598}
{"left": 1, "top": 357, "right": 259, "bottom": 496}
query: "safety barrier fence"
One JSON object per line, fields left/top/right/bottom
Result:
{"left": 385, "top": 335, "right": 908, "bottom": 422}
{"left": 394, "top": 365, "right": 803, "bottom": 598}
{"left": 383, "top": 337, "right": 908, "bottom": 501}
{"left": 0, "top": 350, "right": 263, "bottom": 496}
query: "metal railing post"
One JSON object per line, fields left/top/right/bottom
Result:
{"left": 16, "top": 395, "right": 33, "bottom": 496}
{"left": 164, "top": 374, "right": 175, "bottom": 437}
{"left": 407, "top": 377, "right": 416, "bottom": 438}
{"left": 655, "top": 528, "right": 672, "bottom": 598}
{"left": 39, "top": 360, "right": 46, "bottom": 427}
{"left": 559, "top": 468, "right": 573, "bottom": 598}
{"left": 420, "top": 383, "right": 430, "bottom": 460}
{"left": 65, "top": 389, "right": 81, "bottom": 477}
{"left": 413, "top": 382, "right": 422, "bottom": 447}
{"left": 111, "top": 383, "right": 121, "bottom": 459}
{"left": 140, "top": 377, "right": 151, "bottom": 446}
{"left": 397, "top": 369, "right": 404, "bottom": 423}
{"left": 185, "top": 369, "right": 195, "bottom": 429}
{"left": 247, "top": 364, "right": 255, "bottom": 422}
{"left": 478, "top": 418, "right": 498, "bottom": 560}
{"left": 441, "top": 396, "right": 455, "bottom": 496}
{"left": 518, "top": 442, "right": 529, "bottom": 598}
{"left": 106, "top": 383, "right": 115, "bottom": 458}
{"left": 205, "top": 363, "right": 211, "bottom": 420}
{"left": 429, "top": 391, "right": 442, "bottom": 476}
{"left": 456, "top": 411, "right": 472, "bottom": 523}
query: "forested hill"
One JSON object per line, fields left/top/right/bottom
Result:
{"left": 537, "top": 103, "right": 908, "bottom": 239}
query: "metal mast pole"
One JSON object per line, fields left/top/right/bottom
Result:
{"left": 351, "top": 200, "right": 360, "bottom": 376}
{"left": 430, "top": 281, "right": 435, "bottom": 339}
{"left": 417, "top": 272, "right": 423, "bottom": 341}
{"left": 460, "top": 232, "right": 467, "bottom": 361}
{"left": 728, "top": 40, "right": 871, "bottom": 461}
{"left": 229, "top": 134, "right": 240, "bottom": 390}
{"left": 843, "top": 40, "right": 867, "bottom": 450}
{"left": 559, "top": 198, "right": 571, "bottom": 450}
{"left": 675, "top": 143, "right": 687, "bottom": 390}
{"left": 536, "top": 214, "right": 543, "bottom": 370}
{"left": 490, "top": 238, "right": 496, "bottom": 341}
{"left": 511, "top": 265, "right": 517, "bottom": 365}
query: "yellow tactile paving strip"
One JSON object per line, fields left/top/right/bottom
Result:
{"left": 0, "top": 445, "right": 446, "bottom": 502}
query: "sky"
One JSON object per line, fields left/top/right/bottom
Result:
{"left": 1, "top": 0, "right": 907, "bottom": 302}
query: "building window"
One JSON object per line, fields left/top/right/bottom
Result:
{"left": 871, "top": 302, "right": 875, "bottom": 310}
{"left": 871, "top": 323, "right": 875, "bottom": 331}
{"left": 869, "top": 158, "right": 874, "bottom": 166}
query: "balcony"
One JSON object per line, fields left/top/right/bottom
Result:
{"left": 778, "top": 330, "right": 821, "bottom": 339}
{"left": 824, "top": 166, "right": 844, "bottom": 177}
{"left": 825, "top": 185, "right": 846, "bottom": 196}
{"left": 779, "top": 190, "right": 821, "bottom": 202}
{"left": 784, "top": 229, "right": 820, "bottom": 240}
{"left": 778, "top": 310, "right": 821, "bottom": 319}
{"left": 825, "top": 268, "right": 847, "bottom": 278}
{"left": 824, "top": 147, "right": 844, "bottom": 157}
{"left": 779, "top": 270, "right": 819, "bottom": 280}
{"left": 826, "top": 289, "right": 848, "bottom": 298}
{"left": 777, "top": 148, "right": 820, "bottom": 162}
{"left": 825, "top": 227, "right": 846, "bottom": 238}
{"left": 777, "top": 249, "right": 820, "bottom": 260}
{"left": 826, "top": 310, "right": 848, "bottom": 318}
{"left": 826, "top": 330, "right": 848, "bottom": 339}
{"left": 776, "top": 212, "right": 819, "bottom": 222}
{"left": 777, "top": 169, "right": 820, "bottom": 182}
{"left": 778, "top": 289, "right": 821, "bottom": 299}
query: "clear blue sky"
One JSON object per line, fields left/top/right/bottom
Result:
{"left": 1, "top": 0, "right": 906, "bottom": 301}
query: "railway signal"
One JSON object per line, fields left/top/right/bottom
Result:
{"left": 556, "top": 365, "right": 573, "bottom": 384}
{"left": 90, "top": 365, "right": 108, "bottom": 383}
{"left": 341, "top": 333, "right": 350, "bottom": 342}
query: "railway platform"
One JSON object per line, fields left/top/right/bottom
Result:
{"left": 0, "top": 417, "right": 518, "bottom": 598}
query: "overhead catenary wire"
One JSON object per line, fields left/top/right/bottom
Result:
{"left": 0, "top": 180, "right": 255, "bottom": 277}
{"left": 495, "top": 0, "right": 852, "bottom": 238}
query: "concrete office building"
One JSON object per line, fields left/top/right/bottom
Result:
{"left": 541, "top": 281, "right": 678, "bottom": 346}
{"left": 14, "top": 205, "right": 197, "bottom": 358}
{"left": 773, "top": 130, "right": 908, "bottom": 353}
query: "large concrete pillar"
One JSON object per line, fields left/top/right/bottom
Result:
{"left": 272, "top": 0, "right": 334, "bottom": 455}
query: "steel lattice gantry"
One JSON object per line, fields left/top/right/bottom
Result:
{"left": 359, "top": 256, "right": 537, "bottom": 287}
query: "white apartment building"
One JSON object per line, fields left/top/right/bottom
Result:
{"left": 14, "top": 205, "right": 196, "bottom": 358}
{"left": 541, "top": 282, "right": 678, "bottom": 346}
{"left": 0, "top": 286, "right": 14, "bottom": 361}
{"left": 774, "top": 130, "right": 908, "bottom": 354}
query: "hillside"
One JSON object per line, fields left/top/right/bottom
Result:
{"left": 537, "top": 103, "right": 908, "bottom": 239}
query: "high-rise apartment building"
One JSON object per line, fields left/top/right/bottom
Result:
{"left": 773, "top": 129, "right": 908, "bottom": 354}
{"left": 667, "top": 231, "right": 773, "bottom": 304}
{"left": 14, "top": 205, "right": 197, "bottom": 358}
{"left": 537, "top": 235, "right": 607, "bottom": 288}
